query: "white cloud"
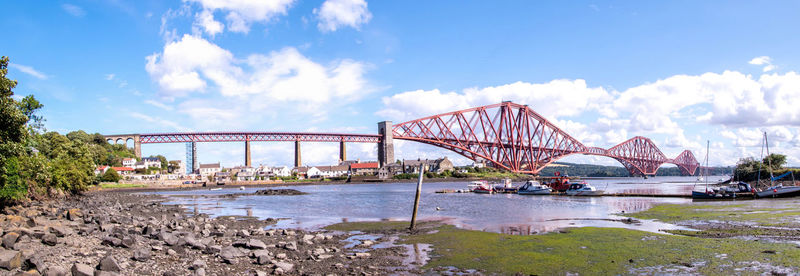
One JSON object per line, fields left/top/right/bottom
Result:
{"left": 314, "top": 0, "right": 372, "bottom": 32}
{"left": 749, "top": 56, "right": 771, "bottom": 65}
{"left": 185, "top": 0, "right": 294, "bottom": 34}
{"left": 130, "top": 112, "right": 191, "bottom": 132}
{"left": 144, "top": 100, "right": 174, "bottom": 111}
{"left": 194, "top": 9, "right": 224, "bottom": 37}
{"left": 146, "top": 34, "right": 370, "bottom": 113}
{"left": 377, "top": 79, "right": 611, "bottom": 122}
{"left": 9, "top": 63, "right": 48, "bottom": 80}
{"left": 749, "top": 56, "right": 776, "bottom": 72}
{"left": 61, "top": 4, "right": 86, "bottom": 17}
{"left": 105, "top": 74, "right": 115, "bottom": 80}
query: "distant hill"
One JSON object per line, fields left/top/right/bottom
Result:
{"left": 539, "top": 162, "right": 731, "bottom": 177}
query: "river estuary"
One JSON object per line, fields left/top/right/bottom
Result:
{"left": 151, "top": 176, "right": 720, "bottom": 234}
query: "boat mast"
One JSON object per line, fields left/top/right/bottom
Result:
{"left": 705, "top": 140, "right": 709, "bottom": 192}
{"left": 765, "top": 132, "right": 774, "bottom": 186}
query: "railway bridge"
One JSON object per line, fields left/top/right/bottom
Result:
{"left": 105, "top": 102, "right": 700, "bottom": 176}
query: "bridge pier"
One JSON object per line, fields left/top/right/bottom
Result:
{"left": 339, "top": 141, "right": 346, "bottom": 162}
{"left": 378, "top": 121, "right": 394, "bottom": 167}
{"left": 294, "top": 140, "right": 302, "bottom": 167}
{"left": 245, "top": 138, "right": 251, "bottom": 167}
{"left": 133, "top": 135, "right": 141, "bottom": 159}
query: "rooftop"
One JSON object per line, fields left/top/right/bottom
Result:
{"left": 351, "top": 162, "right": 378, "bottom": 169}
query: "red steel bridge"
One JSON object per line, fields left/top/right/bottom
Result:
{"left": 106, "top": 101, "right": 699, "bottom": 176}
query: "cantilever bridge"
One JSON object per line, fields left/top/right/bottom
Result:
{"left": 105, "top": 101, "right": 699, "bottom": 176}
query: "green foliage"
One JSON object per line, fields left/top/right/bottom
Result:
{"left": 0, "top": 56, "right": 138, "bottom": 203}
{"left": 100, "top": 168, "right": 121, "bottom": 182}
{"left": 763, "top": 153, "right": 786, "bottom": 170}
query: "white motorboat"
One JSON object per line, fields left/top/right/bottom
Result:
{"left": 565, "top": 182, "right": 603, "bottom": 196}
{"left": 517, "top": 180, "right": 551, "bottom": 195}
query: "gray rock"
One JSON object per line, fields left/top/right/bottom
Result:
{"left": 257, "top": 254, "right": 271, "bottom": 265}
{"left": 132, "top": 248, "right": 151, "bottom": 262}
{"left": 99, "top": 224, "right": 115, "bottom": 232}
{"left": 44, "top": 266, "right": 68, "bottom": 276}
{"left": 204, "top": 245, "right": 222, "bottom": 254}
{"left": 193, "top": 268, "right": 206, "bottom": 276}
{"left": 44, "top": 266, "right": 67, "bottom": 276}
{"left": 247, "top": 239, "right": 267, "bottom": 250}
{"left": 50, "top": 226, "right": 71, "bottom": 237}
{"left": 70, "top": 263, "right": 94, "bottom": 276}
{"left": 184, "top": 236, "right": 205, "bottom": 250}
{"left": 158, "top": 232, "right": 179, "bottom": 246}
{"left": 284, "top": 242, "right": 297, "bottom": 251}
{"left": 220, "top": 245, "right": 242, "bottom": 264}
{"left": 98, "top": 255, "right": 121, "bottom": 272}
{"left": 0, "top": 249, "right": 21, "bottom": 270}
{"left": 190, "top": 260, "right": 206, "bottom": 270}
{"left": 120, "top": 236, "right": 134, "bottom": 248}
{"left": 95, "top": 271, "right": 120, "bottom": 276}
{"left": 41, "top": 234, "right": 58, "bottom": 246}
{"left": 101, "top": 236, "right": 121, "bottom": 247}
{"left": 3, "top": 232, "right": 19, "bottom": 249}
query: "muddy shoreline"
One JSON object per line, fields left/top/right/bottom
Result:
{"left": 0, "top": 190, "right": 433, "bottom": 275}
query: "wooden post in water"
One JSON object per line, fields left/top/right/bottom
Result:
{"left": 410, "top": 164, "right": 424, "bottom": 230}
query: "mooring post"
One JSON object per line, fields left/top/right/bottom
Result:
{"left": 410, "top": 163, "right": 424, "bottom": 230}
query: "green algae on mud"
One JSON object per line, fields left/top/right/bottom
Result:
{"left": 329, "top": 221, "right": 800, "bottom": 275}
{"left": 625, "top": 201, "right": 800, "bottom": 227}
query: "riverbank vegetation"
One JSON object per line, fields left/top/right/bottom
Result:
{"left": 0, "top": 57, "right": 135, "bottom": 203}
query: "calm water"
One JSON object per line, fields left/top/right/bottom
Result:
{"left": 153, "top": 176, "right": 711, "bottom": 234}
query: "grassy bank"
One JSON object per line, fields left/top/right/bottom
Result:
{"left": 98, "top": 182, "right": 148, "bottom": 189}
{"left": 327, "top": 221, "right": 800, "bottom": 275}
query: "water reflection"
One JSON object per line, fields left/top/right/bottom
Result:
{"left": 154, "top": 176, "right": 698, "bottom": 234}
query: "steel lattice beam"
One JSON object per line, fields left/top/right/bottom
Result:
{"left": 126, "top": 132, "right": 381, "bottom": 144}
{"left": 392, "top": 101, "right": 700, "bottom": 176}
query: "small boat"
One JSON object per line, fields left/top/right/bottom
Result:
{"left": 472, "top": 182, "right": 494, "bottom": 194}
{"left": 467, "top": 180, "right": 487, "bottom": 192}
{"left": 756, "top": 184, "right": 800, "bottom": 198}
{"left": 239, "top": 186, "right": 246, "bottom": 190}
{"left": 565, "top": 182, "right": 603, "bottom": 196}
{"left": 209, "top": 188, "right": 222, "bottom": 191}
{"left": 494, "top": 178, "right": 519, "bottom": 193}
{"left": 517, "top": 180, "right": 551, "bottom": 195}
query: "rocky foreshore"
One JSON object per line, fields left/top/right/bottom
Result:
{"left": 0, "top": 191, "right": 417, "bottom": 276}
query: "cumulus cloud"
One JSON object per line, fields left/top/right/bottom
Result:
{"left": 9, "top": 63, "right": 48, "bottom": 80}
{"left": 377, "top": 80, "right": 611, "bottom": 122}
{"left": 185, "top": 0, "right": 294, "bottom": 34}
{"left": 146, "top": 34, "right": 370, "bottom": 110}
{"left": 61, "top": 4, "right": 86, "bottom": 17}
{"left": 194, "top": 9, "right": 224, "bottom": 37}
{"left": 314, "top": 0, "right": 372, "bottom": 32}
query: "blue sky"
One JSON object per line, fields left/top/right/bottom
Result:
{"left": 3, "top": 0, "right": 800, "bottom": 168}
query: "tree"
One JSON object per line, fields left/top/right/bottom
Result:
{"left": 762, "top": 154, "right": 786, "bottom": 171}
{"left": 100, "top": 168, "right": 121, "bottom": 182}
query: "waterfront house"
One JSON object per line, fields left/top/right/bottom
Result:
{"left": 142, "top": 157, "right": 162, "bottom": 168}
{"left": 316, "top": 165, "right": 350, "bottom": 177}
{"left": 237, "top": 171, "right": 255, "bottom": 181}
{"left": 122, "top": 158, "right": 136, "bottom": 168}
{"left": 293, "top": 166, "right": 321, "bottom": 179}
{"left": 350, "top": 162, "right": 379, "bottom": 175}
{"left": 402, "top": 157, "right": 454, "bottom": 173}
{"left": 94, "top": 165, "right": 109, "bottom": 175}
{"left": 199, "top": 163, "right": 222, "bottom": 177}
{"left": 111, "top": 167, "right": 134, "bottom": 175}
{"left": 270, "top": 166, "right": 292, "bottom": 177}
{"left": 214, "top": 171, "right": 231, "bottom": 182}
